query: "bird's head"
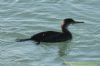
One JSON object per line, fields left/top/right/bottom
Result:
{"left": 63, "top": 18, "right": 84, "bottom": 26}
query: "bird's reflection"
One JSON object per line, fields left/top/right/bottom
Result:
{"left": 58, "top": 41, "right": 71, "bottom": 57}
{"left": 41, "top": 40, "right": 71, "bottom": 57}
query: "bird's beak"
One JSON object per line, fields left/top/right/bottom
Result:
{"left": 73, "top": 21, "right": 84, "bottom": 24}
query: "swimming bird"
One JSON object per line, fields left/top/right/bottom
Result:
{"left": 16, "top": 18, "right": 84, "bottom": 44}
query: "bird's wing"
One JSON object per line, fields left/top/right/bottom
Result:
{"left": 42, "top": 31, "right": 63, "bottom": 41}
{"left": 31, "top": 31, "right": 62, "bottom": 42}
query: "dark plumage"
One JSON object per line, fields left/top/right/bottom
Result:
{"left": 16, "top": 18, "right": 84, "bottom": 44}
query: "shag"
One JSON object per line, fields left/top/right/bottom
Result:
{"left": 16, "top": 18, "right": 84, "bottom": 44}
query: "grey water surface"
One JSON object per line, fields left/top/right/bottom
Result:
{"left": 0, "top": 0, "right": 100, "bottom": 66}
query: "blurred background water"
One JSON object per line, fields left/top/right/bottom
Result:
{"left": 0, "top": 0, "right": 100, "bottom": 66}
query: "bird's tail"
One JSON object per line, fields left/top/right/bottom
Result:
{"left": 16, "top": 38, "right": 31, "bottom": 42}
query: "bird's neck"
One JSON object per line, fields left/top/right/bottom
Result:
{"left": 61, "top": 25, "right": 72, "bottom": 39}
{"left": 61, "top": 24, "right": 69, "bottom": 33}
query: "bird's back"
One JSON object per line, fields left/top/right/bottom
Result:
{"left": 31, "top": 31, "right": 72, "bottom": 43}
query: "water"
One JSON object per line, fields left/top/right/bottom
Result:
{"left": 0, "top": 0, "right": 100, "bottom": 66}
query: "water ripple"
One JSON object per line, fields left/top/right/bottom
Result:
{"left": 0, "top": 0, "right": 100, "bottom": 65}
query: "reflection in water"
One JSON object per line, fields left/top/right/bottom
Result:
{"left": 58, "top": 41, "right": 71, "bottom": 57}
{"left": 40, "top": 41, "right": 71, "bottom": 57}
